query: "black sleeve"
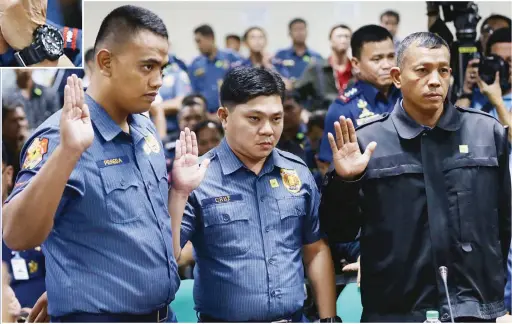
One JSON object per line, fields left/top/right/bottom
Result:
{"left": 319, "top": 166, "right": 363, "bottom": 243}
{"left": 496, "top": 124, "right": 511, "bottom": 269}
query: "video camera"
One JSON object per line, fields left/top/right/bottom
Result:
{"left": 427, "top": 1, "right": 481, "bottom": 98}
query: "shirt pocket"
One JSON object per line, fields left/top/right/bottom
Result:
{"left": 442, "top": 146, "right": 500, "bottom": 245}
{"left": 149, "top": 157, "right": 170, "bottom": 208}
{"left": 202, "top": 201, "right": 250, "bottom": 257}
{"left": 99, "top": 167, "right": 142, "bottom": 224}
{"left": 277, "top": 196, "right": 306, "bottom": 250}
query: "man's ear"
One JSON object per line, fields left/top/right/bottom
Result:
{"left": 96, "top": 49, "right": 113, "bottom": 77}
{"left": 217, "top": 107, "right": 229, "bottom": 130}
{"left": 351, "top": 56, "right": 360, "bottom": 75}
{"left": 390, "top": 66, "right": 402, "bottom": 89}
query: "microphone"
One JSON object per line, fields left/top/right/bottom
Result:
{"left": 439, "top": 266, "right": 455, "bottom": 323}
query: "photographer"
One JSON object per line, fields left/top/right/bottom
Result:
{"left": 456, "top": 27, "right": 511, "bottom": 141}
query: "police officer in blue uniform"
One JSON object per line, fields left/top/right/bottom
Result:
{"left": 241, "top": 26, "right": 290, "bottom": 79}
{"left": 158, "top": 53, "right": 192, "bottom": 137}
{"left": 275, "top": 18, "right": 323, "bottom": 82}
{"left": 2, "top": 6, "right": 180, "bottom": 322}
{"left": 318, "top": 25, "right": 401, "bottom": 164}
{"left": 168, "top": 67, "right": 339, "bottom": 322}
{"left": 189, "top": 24, "right": 242, "bottom": 117}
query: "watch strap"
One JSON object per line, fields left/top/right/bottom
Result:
{"left": 14, "top": 45, "right": 44, "bottom": 67}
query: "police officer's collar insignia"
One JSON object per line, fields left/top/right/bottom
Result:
{"left": 280, "top": 169, "right": 301, "bottom": 194}
{"left": 357, "top": 99, "right": 368, "bottom": 109}
{"left": 143, "top": 133, "right": 161, "bottom": 154}
{"left": 302, "top": 55, "right": 310, "bottom": 63}
{"left": 33, "top": 87, "right": 43, "bottom": 97}
{"left": 215, "top": 60, "right": 223, "bottom": 68}
{"left": 194, "top": 67, "right": 205, "bottom": 76}
{"left": 22, "top": 137, "right": 49, "bottom": 170}
{"left": 28, "top": 261, "right": 38, "bottom": 274}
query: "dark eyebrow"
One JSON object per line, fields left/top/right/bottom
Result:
{"left": 140, "top": 58, "right": 169, "bottom": 68}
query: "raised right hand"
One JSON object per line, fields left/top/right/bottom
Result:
{"left": 327, "top": 116, "right": 376, "bottom": 180}
{"left": 60, "top": 74, "right": 94, "bottom": 156}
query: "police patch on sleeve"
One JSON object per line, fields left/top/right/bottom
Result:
{"left": 280, "top": 169, "right": 302, "bottom": 194}
{"left": 22, "top": 137, "right": 49, "bottom": 170}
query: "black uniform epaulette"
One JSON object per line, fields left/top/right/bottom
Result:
{"left": 275, "top": 148, "right": 308, "bottom": 167}
{"left": 355, "top": 112, "right": 390, "bottom": 130}
{"left": 455, "top": 105, "right": 501, "bottom": 123}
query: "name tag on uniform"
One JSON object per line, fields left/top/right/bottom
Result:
{"left": 11, "top": 254, "right": 29, "bottom": 280}
{"left": 202, "top": 194, "right": 243, "bottom": 207}
{"left": 96, "top": 156, "right": 129, "bottom": 168}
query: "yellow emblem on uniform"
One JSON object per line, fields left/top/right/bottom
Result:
{"left": 194, "top": 68, "right": 205, "bottom": 76}
{"left": 270, "top": 178, "right": 279, "bottom": 188}
{"left": 459, "top": 145, "right": 469, "bottom": 153}
{"left": 28, "top": 261, "right": 38, "bottom": 274}
{"left": 357, "top": 99, "right": 368, "bottom": 109}
{"left": 280, "top": 169, "right": 301, "bottom": 194}
{"left": 144, "top": 133, "right": 161, "bottom": 154}
{"left": 22, "top": 137, "right": 49, "bottom": 170}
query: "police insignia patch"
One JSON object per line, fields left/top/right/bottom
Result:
{"left": 280, "top": 169, "right": 301, "bottom": 194}
{"left": 28, "top": 261, "right": 38, "bottom": 274}
{"left": 22, "top": 137, "right": 49, "bottom": 170}
{"left": 194, "top": 68, "right": 205, "bottom": 76}
{"left": 144, "top": 134, "right": 161, "bottom": 154}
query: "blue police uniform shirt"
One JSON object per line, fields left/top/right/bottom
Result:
{"left": 318, "top": 80, "right": 402, "bottom": 163}
{"left": 2, "top": 242, "right": 46, "bottom": 308}
{"left": 274, "top": 47, "right": 323, "bottom": 81}
{"left": 240, "top": 57, "right": 291, "bottom": 79}
{"left": 188, "top": 50, "right": 243, "bottom": 113}
{"left": 5, "top": 94, "right": 180, "bottom": 316}
{"left": 159, "top": 55, "right": 192, "bottom": 134}
{"left": 0, "top": 19, "right": 82, "bottom": 67}
{"left": 180, "top": 139, "right": 323, "bottom": 321}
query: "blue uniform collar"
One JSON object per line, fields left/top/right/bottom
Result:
{"left": 86, "top": 93, "right": 146, "bottom": 142}
{"left": 356, "top": 80, "right": 399, "bottom": 109}
{"left": 391, "top": 99, "right": 462, "bottom": 139}
{"left": 216, "top": 139, "right": 290, "bottom": 175}
{"left": 289, "top": 46, "right": 311, "bottom": 57}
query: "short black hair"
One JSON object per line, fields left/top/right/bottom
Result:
{"left": 194, "top": 24, "right": 215, "bottom": 38}
{"left": 351, "top": 25, "right": 393, "bottom": 59}
{"left": 182, "top": 93, "right": 207, "bottom": 108}
{"left": 307, "top": 110, "right": 327, "bottom": 131}
{"left": 486, "top": 27, "right": 512, "bottom": 56}
{"left": 480, "top": 14, "right": 512, "bottom": 34}
{"left": 289, "top": 18, "right": 306, "bottom": 31}
{"left": 193, "top": 120, "right": 224, "bottom": 138}
{"left": 220, "top": 66, "right": 285, "bottom": 110}
{"left": 380, "top": 10, "right": 400, "bottom": 24}
{"left": 283, "top": 90, "right": 302, "bottom": 105}
{"left": 94, "top": 5, "right": 168, "bottom": 53}
{"left": 396, "top": 32, "right": 450, "bottom": 68}
{"left": 243, "top": 26, "right": 266, "bottom": 42}
{"left": 329, "top": 24, "right": 351, "bottom": 40}
{"left": 85, "top": 48, "right": 95, "bottom": 63}
{"left": 226, "top": 34, "right": 241, "bottom": 42}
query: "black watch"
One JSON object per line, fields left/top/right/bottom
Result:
{"left": 14, "top": 24, "right": 64, "bottom": 67}
{"left": 319, "top": 316, "right": 342, "bottom": 323}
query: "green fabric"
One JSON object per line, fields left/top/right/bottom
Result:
{"left": 171, "top": 279, "right": 196, "bottom": 323}
{"left": 337, "top": 283, "right": 363, "bottom": 323}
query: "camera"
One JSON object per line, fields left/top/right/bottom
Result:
{"left": 479, "top": 54, "right": 511, "bottom": 91}
{"left": 427, "top": 2, "right": 482, "bottom": 99}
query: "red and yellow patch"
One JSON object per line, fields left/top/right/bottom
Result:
{"left": 22, "top": 138, "right": 49, "bottom": 170}
{"left": 280, "top": 169, "right": 301, "bottom": 194}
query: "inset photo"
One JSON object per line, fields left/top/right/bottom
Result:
{"left": 0, "top": 0, "right": 83, "bottom": 67}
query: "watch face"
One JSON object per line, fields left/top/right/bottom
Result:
{"left": 38, "top": 25, "right": 64, "bottom": 60}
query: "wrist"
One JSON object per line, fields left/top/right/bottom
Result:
{"left": 170, "top": 187, "right": 191, "bottom": 200}
{"left": 54, "top": 145, "right": 82, "bottom": 165}
{"left": 319, "top": 316, "right": 342, "bottom": 322}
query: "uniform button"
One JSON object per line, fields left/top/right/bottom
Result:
{"left": 270, "top": 291, "right": 276, "bottom": 297}
{"left": 120, "top": 179, "right": 126, "bottom": 186}
{"left": 222, "top": 214, "right": 230, "bottom": 222}
{"left": 268, "top": 258, "right": 275, "bottom": 265}
{"left": 260, "top": 197, "right": 264, "bottom": 202}
{"left": 265, "top": 226, "right": 271, "bottom": 232}
{"left": 441, "top": 313, "right": 449, "bottom": 321}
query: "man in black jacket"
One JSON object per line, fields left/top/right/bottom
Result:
{"left": 320, "top": 31, "right": 511, "bottom": 322}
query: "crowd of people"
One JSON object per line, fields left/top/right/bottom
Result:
{"left": 1, "top": 2, "right": 511, "bottom": 323}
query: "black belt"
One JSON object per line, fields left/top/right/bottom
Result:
{"left": 51, "top": 305, "right": 169, "bottom": 323}
{"left": 198, "top": 309, "right": 303, "bottom": 323}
